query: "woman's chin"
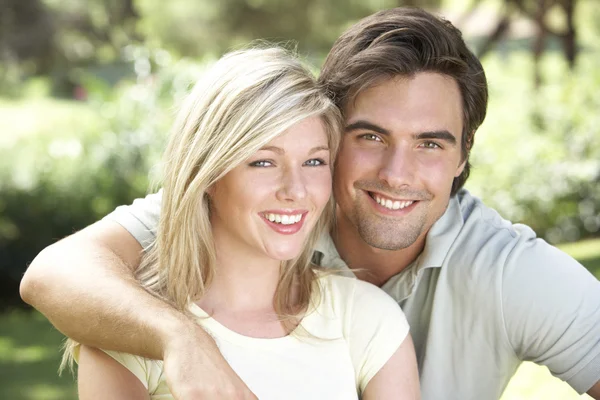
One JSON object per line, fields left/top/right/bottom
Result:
{"left": 264, "top": 245, "right": 304, "bottom": 262}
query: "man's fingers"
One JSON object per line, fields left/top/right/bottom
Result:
{"left": 168, "top": 381, "right": 258, "bottom": 400}
{"left": 162, "top": 330, "right": 258, "bottom": 400}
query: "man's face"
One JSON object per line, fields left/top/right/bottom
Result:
{"left": 334, "top": 72, "right": 466, "bottom": 250}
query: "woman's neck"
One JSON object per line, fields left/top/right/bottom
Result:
{"left": 198, "top": 230, "right": 282, "bottom": 314}
{"left": 195, "top": 229, "right": 299, "bottom": 338}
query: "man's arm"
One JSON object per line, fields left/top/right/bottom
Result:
{"left": 20, "top": 219, "right": 256, "bottom": 399}
{"left": 501, "top": 236, "right": 600, "bottom": 397}
{"left": 588, "top": 381, "right": 600, "bottom": 399}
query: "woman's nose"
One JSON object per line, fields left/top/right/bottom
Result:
{"left": 276, "top": 166, "right": 307, "bottom": 202}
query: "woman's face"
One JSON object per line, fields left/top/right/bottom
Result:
{"left": 209, "top": 116, "right": 332, "bottom": 261}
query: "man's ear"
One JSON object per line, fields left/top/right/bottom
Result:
{"left": 455, "top": 159, "right": 467, "bottom": 177}
{"left": 455, "top": 131, "right": 474, "bottom": 177}
{"left": 206, "top": 185, "right": 215, "bottom": 197}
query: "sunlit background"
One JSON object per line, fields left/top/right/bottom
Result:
{"left": 0, "top": 0, "right": 598, "bottom": 398}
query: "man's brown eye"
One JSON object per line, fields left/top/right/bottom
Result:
{"left": 422, "top": 141, "right": 441, "bottom": 149}
{"left": 360, "top": 134, "right": 381, "bottom": 141}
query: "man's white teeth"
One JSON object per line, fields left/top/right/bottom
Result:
{"left": 374, "top": 195, "right": 414, "bottom": 210}
{"left": 265, "top": 213, "right": 302, "bottom": 225}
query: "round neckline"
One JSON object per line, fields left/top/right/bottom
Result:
{"left": 188, "top": 302, "right": 310, "bottom": 347}
{"left": 186, "top": 273, "right": 347, "bottom": 347}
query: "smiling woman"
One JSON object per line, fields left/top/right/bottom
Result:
{"left": 208, "top": 117, "right": 332, "bottom": 263}
{"left": 60, "top": 46, "right": 420, "bottom": 400}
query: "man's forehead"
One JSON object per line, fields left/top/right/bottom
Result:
{"left": 348, "top": 73, "right": 460, "bottom": 103}
{"left": 343, "top": 73, "right": 464, "bottom": 136}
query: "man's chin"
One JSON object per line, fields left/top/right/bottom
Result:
{"left": 356, "top": 224, "right": 422, "bottom": 251}
{"left": 361, "top": 239, "right": 417, "bottom": 251}
{"left": 350, "top": 205, "right": 420, "bottom": 248}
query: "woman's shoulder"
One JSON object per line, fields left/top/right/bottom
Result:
{"left": 315, "top": 271, "right": 357, "bottom": 300}
{"left": 316, "top": 271, "right": 393, "bottom": 300}
{"left": 315, "top": 270, "right": 355, "bottom": 285}
{"left": 314, "top": 272, "right": 399, "bottom": 316}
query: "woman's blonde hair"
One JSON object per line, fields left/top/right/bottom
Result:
{"left": 61, "top": 46, "right": 342, "bottom": 372}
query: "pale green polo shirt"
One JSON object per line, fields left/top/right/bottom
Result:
{"left": 106, "top": 189, "right": 600, "bottom": 399}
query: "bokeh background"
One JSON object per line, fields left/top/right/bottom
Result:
{"left": 1, "top": 0, "right": 599, "bottom": 398}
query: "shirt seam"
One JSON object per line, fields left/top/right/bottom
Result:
{"left": 564, "top": 348, "right": 600, "bottom": 393}
{"left": 566, "top": 346, "right": 600, "bottom": 380}
{"left": 103, "top": 210, "right": 156, "bottom": 247}
{"left": 498, "top": 228, "right": 520, "bottom": 361}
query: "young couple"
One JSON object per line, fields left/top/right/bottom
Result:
{"left": 21, "top": 7, "right": 600, "bottom": 400}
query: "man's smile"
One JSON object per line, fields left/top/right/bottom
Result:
{"left": 368, "top": 191, "right": 416, "bottom": 210}
{"left": 364, "top": 190, "right": 420, "bottom": 214}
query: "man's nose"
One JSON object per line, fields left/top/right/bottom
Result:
{"left": 377, "top": 145, "right": 416, "bottom": 189}
{"left": 276, "top": 166, "right": 307, "bottom": 202}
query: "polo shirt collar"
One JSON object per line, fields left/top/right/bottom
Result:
{"left": 314, "top": 231, "right": 353, "bottom": 273}
{"left": 416, "top": 193, "right": 465, "bottom": 270}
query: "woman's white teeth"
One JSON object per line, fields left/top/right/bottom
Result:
{"left": 265, "top": 213, "right": 302, "bottom": 224}
{"left": 374, "top": 195, "right": 414, "bottom": 210}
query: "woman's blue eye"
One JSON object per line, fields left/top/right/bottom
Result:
{"left": 304, "top": 158, "right": 326, "bottom": 167}
{"left": 249, "top": 160, "right": 273, "bottom": 167}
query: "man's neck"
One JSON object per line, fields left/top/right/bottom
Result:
{"left": 332, "top": 214, "right": 426, "bottom": 287}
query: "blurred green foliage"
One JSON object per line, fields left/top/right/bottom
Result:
{"left": 1, "top": 0, "right": 442, "bottom": 97}
{"left": 0, "top": 47, "right": 206, "bottom": 303}
{"left": 468, "top": 49, "right": 600, "bottom": 244}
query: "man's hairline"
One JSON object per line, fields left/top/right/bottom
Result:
{"left": 338, "top": 70, "right": 465, "bottom": 119}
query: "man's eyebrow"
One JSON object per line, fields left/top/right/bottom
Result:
{"left": 415, "top": 130, "right": 457, "bottom": 145}
{"left": 344, "top": 121, "right": 457, "bottom": 145}
{"left": 344, "top": 121, "right": 390, "bottom": 135}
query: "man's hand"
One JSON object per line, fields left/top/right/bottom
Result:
{"left": 20, "top": 219, "right": 256, "bottom": 399}
{"left": 162, "top": 324, "right": 258, "bottom": 399}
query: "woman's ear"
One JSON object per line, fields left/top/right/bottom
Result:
{"left": 206, "top": 184, "right": 215, "bottom": 197}
{"left": 204, "top": 190, "right": 213, "bottom": 216}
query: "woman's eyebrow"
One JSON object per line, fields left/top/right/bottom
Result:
{"left": 258, "top": 145, "right": 329, "bottom": 154}
{"left": 309, "top": 145, "right": 330, "bottom": 154}
{"left": 258, "top": 145, "right": 284, "bottom": 154}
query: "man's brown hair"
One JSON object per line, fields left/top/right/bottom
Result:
{"left": 319, "top": 7, "right": 488, "bottom": 195}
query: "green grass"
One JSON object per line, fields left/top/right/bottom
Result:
{"left": 0, "top": 238, "right": 598, "bottom": 399}
{"left": 559, "top": 238, "right": 600, "bottom": 279}
{"left": 0, "top": 311, "right": 77, "bottom": 399}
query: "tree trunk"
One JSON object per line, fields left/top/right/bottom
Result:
{"left": 532, "top": 0, "right": 548, "bottom": 89}
{"left": 561, "top": 0, "right": 577, "bottom": 69}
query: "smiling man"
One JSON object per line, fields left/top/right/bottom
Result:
{"left": 20, "top": 7, "right": 600, "bottom": 400}
{"left": 332, "top": 74, "right": 466, "bottom": 286}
